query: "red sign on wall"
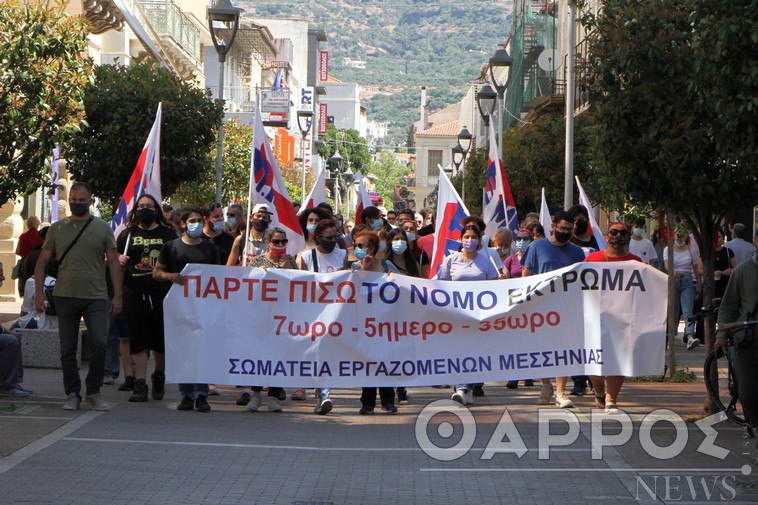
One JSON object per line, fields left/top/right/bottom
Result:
{"left": 319, "top": 51, "right": 329, "bottom": 81}
{"left": 319, "top": 103, "right": 328, "bottom": 134}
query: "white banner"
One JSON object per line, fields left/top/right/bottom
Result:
{"left": 164, "top": 263, "right": 667, "bottom": 387}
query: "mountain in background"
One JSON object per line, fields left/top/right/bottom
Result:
{"left": 239, "top": 0, "right": 513, "bottom": 145}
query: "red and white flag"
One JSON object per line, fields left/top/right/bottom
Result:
{"left": 112, "top": 102, "right": 162, "bottom": 240}
{"left": 298, "top": 163, "right": 327, "bottom": 214}
{"left": 483, "top": 124, "right": 519, "bottom": 237}
{"left": 250, "top": 104, "right": 305, "bottom": 256}
{"left": 353, "top": 171, "right": 373, "bottom": 224}
{"left": 575, "top": 176, "right": 606, "bottom": 250}
{"left": 430, "top": 170, "right": 469, "bottom": 279}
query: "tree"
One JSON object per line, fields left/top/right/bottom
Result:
{"left": 67, "top": 63, "right": 224, "bottom": 204}
{"left": 0, "top": 1, "right": 93, "bottom": 202}
{"left": 583, "top": 0, "right": 758, "bottom": 390}
{"left": 370, "top": 151, "right": 413, "bottom": 207}
{"left": 317, "top": 125, "right": 371, "bottom": 173}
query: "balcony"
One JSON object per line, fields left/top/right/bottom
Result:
{"left": 138, "top": 0, "right": 201, "bottom": 80}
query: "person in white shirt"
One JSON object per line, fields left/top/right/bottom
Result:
{"left": 725, "top": 223, "right": 757, "bottom": 265}
{"left": 628, "top": 218, "right": 658, "bottom": 267}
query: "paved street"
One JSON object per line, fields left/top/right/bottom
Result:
{"left": 1, "top": 301, "right": 757, "bottom": 504}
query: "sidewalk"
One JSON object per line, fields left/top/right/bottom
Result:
{"left": 0, "top": 335, "right": 755, "bottom": 504}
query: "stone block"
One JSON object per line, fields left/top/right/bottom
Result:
{"left": 20, "top": 328, "right": 81, "bottom": 369}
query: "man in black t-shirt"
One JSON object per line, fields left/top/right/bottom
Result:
{"left": 201, "top": 202, "right": 234, "bottom": 265}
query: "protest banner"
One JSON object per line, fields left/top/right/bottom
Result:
{"left": 164, "top": 263, "right": 667, "bottom": 387}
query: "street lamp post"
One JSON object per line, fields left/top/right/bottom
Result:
{"left": 489, "top": 47, "right": 513, "bottom": 162}
{"left": 455, "top": 126, "right": 472, "bottom": 202}
{"left": 330, "top": 149, "right": 343, "bottom": 211}
{"left": 296, "top": 105, "right": 314, "bottom": 202}
{"left": 208, "top": 0, "right": 241, "bottom": 205}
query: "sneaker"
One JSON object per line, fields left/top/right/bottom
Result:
{"left": 537, "top": 383, "right": 554, "bottom": 405}
{"left": 569, "top": 378, "right": 587, "bottom": 396}
{"left": 382, "top": 403, "right": 398, "bottom": 414}
{"left": 276, "top": 389, "right": 287, "bottom": 401}
{"left": 359, "top": 405, "right": 375, "bottom": 415}
{"left": 291, "top": 389, "right": 306, "bottom": 401}
{"left": 177, "top": 396, "right": 194, "bottom": 411}
{"left": 555, "top": 394, "right": 575, "bottom": 409}
{"left": 506, "top": 380, "right": 518, "bottom": 389}
{"left": 451, "top": 389, "right": 466, "bottom": 405}
{"left": 314, "top": 398, "right": 333, "bottom": 415}
{"left": 63, "top": 392, "right": 81, "bottom": 410}
{"left": 0, "top": 385, "right": 30, "bottom": 397}
{"left": 13, "top": 384, "right": 33, "bottom": 394}
{"left": 207, "top": 386, "right": 220, "bottom": 396}
{"left": 236, "top": 392, "right": 252, "bottom": 406}
{"left": 151, "top": 371, "right": 165, "bottom": 400}
{"left": 396, "top": 388, "right": 409, "bottom": 404}
{"left": 129, "top": 379, "right": 148, "bottom": 402}
{"left": 687, "top": 337, "right": 701, "bottom": 351}
{"left": 267, "top": 396, "right": 282, "bottom": 412}
{"left": 118, "top": 376, "right": 135, "bottom": 392}
{"left": 103, "top": 374, "right": 116, "bottom": 386}
{"left": 86, "top": 392, "right": 112, "bottom": 411}
{"left": 195, "top": 396, "right": 211, "bottom": 412}
{"left": 524, "top": 379, "right": 535, "bottom": 387}
{"left": 464, "top": 391, "right": 474, "bottom": 405}
{"left": 472, "top": 385, "right": 485, "bottom": 397}
{"left": 247, "top": 391, "right": 262, "bottom": 412}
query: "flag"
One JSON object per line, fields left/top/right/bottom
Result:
{"left": 273, "top": 69, "right": 286, "bottom": 91}
{"left": 50, "top": 144, "right": 60, "bottom": 223}
{"left": 298, "top": 163, "right": 327, "bottom": 213}
{"left": 430, "top": 170, "right": 469, "bottom": 279}
{"left": 575, "top": 176, "right": 607, "bottom": 250}
{"left": 353, "top": 171, "right": 373, "bottom": 224}
{"left": 539, "top": 187, "right": 552, "bottom": 237}
{"left": 483, "top": 124, "right": 519, "bottom": 237}
{"left": 111, "top": 103, "right": 162, "bottom": 239}
{"left": 251, "top": 103, "right": 305, "bottom": 256}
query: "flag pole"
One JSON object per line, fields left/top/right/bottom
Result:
{"left": 242, "top": 92, "right": 259, "bottom": 267}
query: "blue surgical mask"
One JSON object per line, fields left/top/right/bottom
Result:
{"left": 675, "top": 240, "right": 685, "bottom": 247}
{"left": 306, "top": 223, "right": 317, "bottom": 234}
{"left": 227, "top": 218, "right": 237, "bottom": 227}
{"left": 392, "top": 240, "right": 408, "bottom": 254}
{"left": 515, "top": 239, "right": 529, "bottom": 251}
{"left": 405, "top": 232, "right": 416, "bottom": 242}
{"left": 632, "top": 228, "right": 643, "bottom": 237}
{"left": 186, "top": 222, "right": 203, "bottom": 238}
{"left": 212, "top": 221, "right": 225, "bottom": 233}
{"left": 354, "top": 248, "right": 368, "bottom": 260}
{"left": 370, "top": 219, "right": 383, "bottom": 230}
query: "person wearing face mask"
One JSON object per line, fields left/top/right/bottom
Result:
{"left": 242, "top": 228, "right": 297, "bottom": 412}
{"left": 583, "top": 222, "right": 642, "bottom": 414}
{"left": 153, "top": 206, "right": 220, "bottom": 412}
{"left": 227, "top": 203, "right": 272, "bottom": 266}
{"left": 521, "top": 210, "right": 586, "bottom": 408}
{"left": 297, "top": 207, "right": 331, "bottom": 251}
{"left": 628, "top": 218, "right": 658, "bottom": 267}
{"left": 399, "top": 216, "right": 431, "bottom": 278}
{"left": 201, "top": 202, "right": 235, "bottom": 266}
{"left": 437, "top": 224, "right": 500, "bottom": 406}
{"left": 663, "top": 229, "right": 702, "bottom": 350}
{"left": 34, "top": 182, "right": 123, "bottom": 412}
{"left": 295, "top": 219, "right": 347, "bottom": 412}
{"left": 360, "top": 206, "right": 387, "bottom": 232}
{"left": 568, "top": 204, "right": 599, "bottom": 254}
{"left": 225, "top": 204, "right": 244, "bottom": 237}
{"left": 492, "top": 227, "right": 516, "bottom": 262}
{"left": 116, "top": 194, "right": 177, "bottom": 402}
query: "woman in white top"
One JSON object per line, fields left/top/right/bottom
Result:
{"left": 663, "top": 229, "right": 701, "bottom": 350}
{"left": 12, "top": 250, "right": 57, "bottom": 330}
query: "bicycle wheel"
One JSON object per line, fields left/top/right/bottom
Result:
{"left": 704, "top": 349, "right": 750, "bottom": 429}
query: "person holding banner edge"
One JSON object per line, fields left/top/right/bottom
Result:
{"left": 437, "top": 223, "right": 500, "bottom": 406}
{"left": 153, "top": 206, "right": 219, "bottom": 412}
{"left": 521, "top": 210, "right": 586, "bottom": 409}
{"left": 584, "top": 222, "right": 642, "bottom": 414}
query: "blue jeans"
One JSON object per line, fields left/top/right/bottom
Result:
{"left": 316, "top": 388, "right": 330, "bottom": 401}
{"left": 179, "top": 383, "right": 209, "bottom": 399}
{"left": 104, "top": 312, "right": 129, "bottom": 377}
{"left": 0, "top": 332, "right": 23, "bottom": 387}
{"left": 673, "top": 275, "right": 695, "bottom": 336}
{"left": 54, "top": 297, "right": 110, "bottom": 396}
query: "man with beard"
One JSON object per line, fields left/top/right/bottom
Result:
{"left": 521, "top": 210, "right": 586, "bottom": 408}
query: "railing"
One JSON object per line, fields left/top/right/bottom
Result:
{"left": 139, "top": 0, "right": 200, "bottom": 62}
{"left": 563, "top": 34, "right": 591, "bottom": 112}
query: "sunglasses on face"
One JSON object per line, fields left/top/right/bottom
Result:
{"left": 609, "top": 228, "right": 630, "bottom": 237}
{"left": 516, "top": 236, "right": 532, "bottom": 241}
{"left": 270, "top": 239, "right": 288, "bottom": 246}
{"left": 354, "top": 243, "right": 368, "bottom": 249}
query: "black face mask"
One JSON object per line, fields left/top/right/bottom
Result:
{"left": 70, "top": 202, "right": 89, "bottom": 217}
{"left": 320, "top": 240, "right": 337, "bottom": 253}
{"left": 251, "top": 219, "right": 269, "bottom": 232}
{"left": 574, "top": 220, "right": 589, "bottom": 235}
{"left": 554, "top": 230, "right": 573, "bottom": 244}
{"left": 608, "top": 236, "right": 629, "bottom": 249}
{"left": 136, "top": 208, "right": 155, "bottom": 224}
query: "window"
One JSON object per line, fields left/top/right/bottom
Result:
{"left": 428, "top": 150, "right": 442, "bottom": 176}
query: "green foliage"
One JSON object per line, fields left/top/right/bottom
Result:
{"left": 172, "top": 119, "right": 253, "bottom": 206}
{"left": 67, "top": 63, "right": 224, "bottom": 205}
{"left": 317, "top": 125, "right": 371, "bottom": 172}
{"left": 369, "top": 152, "right": 413, "bottom": 206}
{"left": 0, "top": 0, "right": 93, "bottom": 202}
